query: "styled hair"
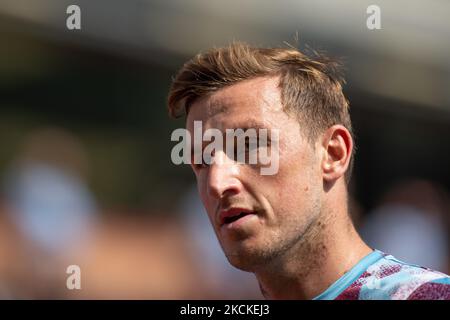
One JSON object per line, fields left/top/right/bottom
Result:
{"left": 167, "top": 42, "right": 354, "bottom": 182}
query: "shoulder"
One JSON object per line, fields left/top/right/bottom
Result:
{"left": 357, "top": 253, "right": 450, "bottom": 300}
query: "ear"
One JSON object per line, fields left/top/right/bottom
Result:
{"left": 321, "top": 125, "right": 353, "bottom": 182}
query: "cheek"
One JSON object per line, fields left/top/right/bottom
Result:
{"left": 194, "top": 173, "right": 207, "bottom": 202}
{"left": 271, "top": 148, "right": 318, "bottom": 205}
{"left": 195, "top": 173, "right": 216, "bottom": 214}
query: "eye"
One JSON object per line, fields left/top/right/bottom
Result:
{"left": 246, "top": 138, "right": 259, "bottom": 151}
{"left": 191, "top": 157, "right": 210, "bottom": 171}
{"left": 194, "top": 152, "right": 216, "bottom": 170}
{"left": 191, "top": 152, "right": 209, "bottom": 170}
{"left": 192, "top": 162, "right": 207, "bottom": 170}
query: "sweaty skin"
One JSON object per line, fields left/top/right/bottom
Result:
{"left": 186, "top": 76, "right": 371, "bottom": 300}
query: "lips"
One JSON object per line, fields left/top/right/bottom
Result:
{"left": 219, "top": 208, "right": 256, "bottom": 226}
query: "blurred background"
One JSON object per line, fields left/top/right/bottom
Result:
{"left": 0, "top": 0, "right": 449, "bottom": 299}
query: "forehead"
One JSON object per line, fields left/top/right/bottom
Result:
{"left": 186, "top": 76, "right": 285, "bottom": 130}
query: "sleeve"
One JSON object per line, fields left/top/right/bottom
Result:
{"left": 407, "top": 277, "right": 450, "bottom": 300}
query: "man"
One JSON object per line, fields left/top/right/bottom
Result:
{"left": 167, "top": 42, "right": 450, "bottom": 300}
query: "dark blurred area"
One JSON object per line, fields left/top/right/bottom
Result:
{"left": 0, "top": 0, "right": 449, "bottom": 298}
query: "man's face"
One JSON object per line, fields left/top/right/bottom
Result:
{"left": 186, "top": 76, "right": 324, "bottom": 271}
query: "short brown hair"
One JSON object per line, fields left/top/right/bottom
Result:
{"left": 167, "top": 42, "right": 354, "bottom": 182}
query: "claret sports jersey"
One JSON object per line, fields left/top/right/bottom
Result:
{"left": 313, "top": 250, "right": 450, "bottom": 300}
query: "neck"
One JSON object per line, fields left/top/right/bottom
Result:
{"left": 254, "top": 201, "right": 372, "bottom": 300}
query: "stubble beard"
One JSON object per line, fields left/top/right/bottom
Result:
{"left": 221, "top": 193, "right": 325, "bottom": 274}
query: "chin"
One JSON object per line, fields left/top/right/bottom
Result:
{"left": 222, "top": 243, "right": 270, "bottom": 272}
{"left": 225, "top": 254, "right": 255, "bottom": 272}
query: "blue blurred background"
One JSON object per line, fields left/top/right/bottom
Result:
{"left": 0, "top": 0, "right": 448, "bottom": 298}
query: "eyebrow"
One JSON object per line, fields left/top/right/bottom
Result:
{"left": 206, "top": 100, "right": 230, "bottom": 117}
{"left": 189, "top": 120, "right": 272, "bottom": 154}
{"left": 226, "top": 120, "right": 270, "bottom": 131}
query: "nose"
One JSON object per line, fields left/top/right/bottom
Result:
{"left": 206, "top": 150, "right": 242, "bottom": 199}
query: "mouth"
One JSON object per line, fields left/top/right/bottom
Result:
{"left": 219, "top": 208, "right": 256, "bottom": 227}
